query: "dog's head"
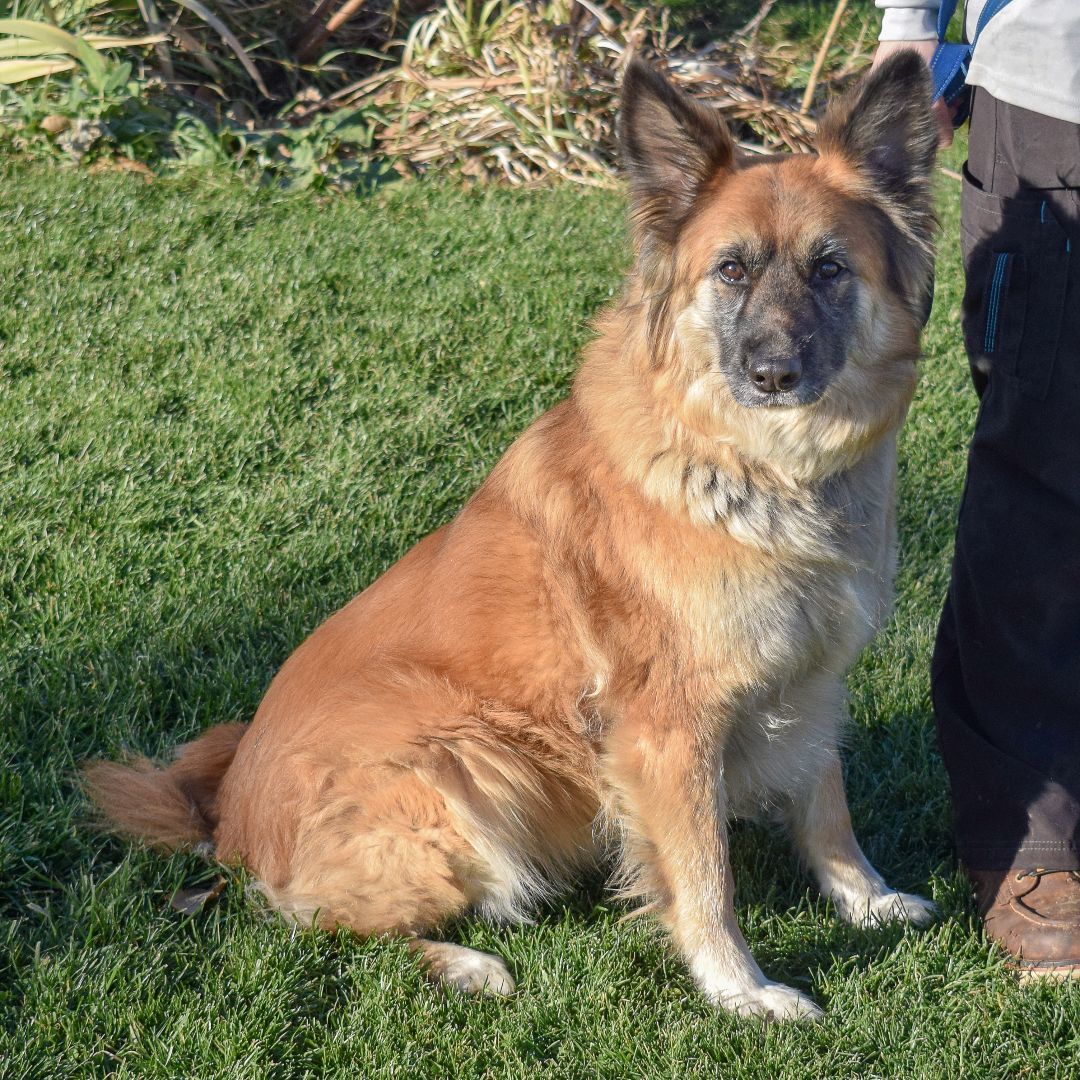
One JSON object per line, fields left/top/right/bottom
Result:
{"left": 616, "top": 53, "right": 937, "bottom": 476}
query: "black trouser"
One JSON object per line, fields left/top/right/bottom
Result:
{"left": 933, "top": 88, "right": 1080, "bottom": 871}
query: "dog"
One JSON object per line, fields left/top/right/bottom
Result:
{"left": 84, "top": 51, "right": 939, "bottom": 1021}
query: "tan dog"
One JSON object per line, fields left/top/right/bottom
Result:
{"left": 85, "top": 52, "right": 939, "bottom": 1021}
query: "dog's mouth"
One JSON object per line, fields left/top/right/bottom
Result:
{"left": 724, "top": 377, "right": 827, "bottom": 410}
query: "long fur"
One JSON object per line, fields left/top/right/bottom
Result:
{"left": 83, "top": 723, "right": 247, "bottom": 850}
{"left": 84, "top": 53, "right": 939, "bottom": 1020}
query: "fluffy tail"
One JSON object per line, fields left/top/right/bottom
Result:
{"left": 82, "top": 723, "right": 248, "bottom": 851}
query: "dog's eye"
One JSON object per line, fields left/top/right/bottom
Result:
{"left": 718, "top": 260, "right": 746, "bottom": 284}
{"left": 815, "top": 260, "right": 843, "bottom": 280}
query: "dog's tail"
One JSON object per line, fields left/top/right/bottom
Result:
{"left": 82, "top": 723, "right": 248, "bottom": 851}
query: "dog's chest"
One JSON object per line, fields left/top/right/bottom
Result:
{"left": 687, "top": 556, "right": 872, "bottom": 686}
{"left": 676, "top": 459, "right": 894, "bottom": 686}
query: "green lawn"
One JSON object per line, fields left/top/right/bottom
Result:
{"left": 3, "top": 150, "right": 1078, "bottom": 1078}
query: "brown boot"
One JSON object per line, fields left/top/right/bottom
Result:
{"left": 966, "top": 868, "right": 1080, "bottom": 982}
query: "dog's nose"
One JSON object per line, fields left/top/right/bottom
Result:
{"left": 748, "top": 355, "right": 802, "bottom": 394}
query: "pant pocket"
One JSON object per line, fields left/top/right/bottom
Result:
{"left": 960, "top": 168, "right": 1071, "bottom": 401}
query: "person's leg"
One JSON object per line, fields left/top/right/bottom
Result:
{"left": 933, "top": 86, "right": 1080, "bottom": 976}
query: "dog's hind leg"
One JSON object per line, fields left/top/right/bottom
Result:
{"left": 250, "top": 766, "right": 521, "bottom": 997}
{"left": 220, "top": 676, "right": 596, "bottom": 997}
{"left": 409, "top": 938, "right": 516, "bottom": 995}
{"left": 785, "top": 742, "right": 936, "bottom": 929}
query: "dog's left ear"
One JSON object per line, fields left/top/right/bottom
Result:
{"left": 619, "top": 59, "right": 735, "bottom": 270}
{"left": 816, "top": 50, "right": 938, "bottom": 245}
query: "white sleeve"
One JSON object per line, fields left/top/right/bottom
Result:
{"left": 875, "top": 0, "right": 941, "bottom": 40}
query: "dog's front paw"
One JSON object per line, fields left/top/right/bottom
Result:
{"left": 835, "top": 889, "right": 937, "bottom": 928}
{"left": 715, "top": 982, "right": 824, "bottom": 1022}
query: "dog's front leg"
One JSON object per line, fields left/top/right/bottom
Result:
{"left": 786, "top": 747, "right": 936, "bottom": 928}
{"left": 605, "top": 705, "right": 823, "bottom": 1021}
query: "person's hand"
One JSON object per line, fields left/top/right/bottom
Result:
{"left": 872, "top": 39, "right": 956, "bottom": 147}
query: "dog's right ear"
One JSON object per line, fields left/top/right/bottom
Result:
{"left": 619, "top": 59, "right": 735, "bottom": 269}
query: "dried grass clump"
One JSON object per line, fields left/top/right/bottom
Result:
{"left": 7, "top": 0, "right": 864, "bottom": 187}
{"left": 306, "top": 0, "right": 820, "bottom": 187}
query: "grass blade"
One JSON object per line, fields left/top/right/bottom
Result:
{"left": 0, "top": 55, "right": 75, "bottom": 81}
{"left": 169, "top": 0, "right": 273, "bottom": 97}
{"left": 0, "top": 17, "right": 106, "bottom": 87}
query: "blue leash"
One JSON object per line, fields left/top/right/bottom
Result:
{"left": 930, "top": 0, "right": 1014, "bottom": 126}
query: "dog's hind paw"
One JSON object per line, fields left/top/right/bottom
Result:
{"left": 838, "top": 889, "right": 937, "bottom": 928}
{"left": 413, "top": 939, "right": 516, "bottom": 997}
{"left": 716, "top": 982, "right": 824, "bottom": 1022}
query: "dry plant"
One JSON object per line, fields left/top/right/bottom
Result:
{"left": 298, "top": 0, "right": 820, "bottom": 187}
{"left": 4, "top": 0, "right": 862, "bottom": 187}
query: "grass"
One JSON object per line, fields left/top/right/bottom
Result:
{"left": 3, "top": 140, "right": 1080, "bottom": 1078}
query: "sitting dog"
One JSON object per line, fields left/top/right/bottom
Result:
{"left": 85, "top": 52, "right": 938, "bottom": 1021}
